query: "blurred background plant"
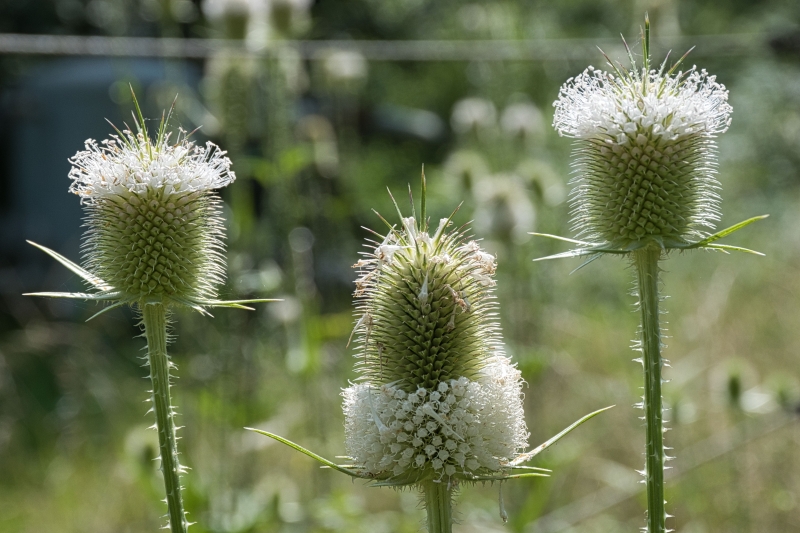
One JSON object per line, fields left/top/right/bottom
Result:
{"left": 1, "top": 0, "right": 799, "bottom": 532}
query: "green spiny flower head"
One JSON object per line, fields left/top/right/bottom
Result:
{"left": 68, "top": 112, "right": 234, "bottom": 306}
{"left": 343, "top": 212, "right": 528, "bottom": 484}
{"left": 553, "top": 47, "right": 732, "bottom": 250}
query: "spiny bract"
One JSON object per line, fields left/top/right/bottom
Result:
{"left": 553, "top": 62, "right": 732, "bottom": 249}
{"left": 69, "top": 123, "right": 234, "bottom": 305}
{"left": 343, "top": 215, "right": 528, "bottom": 484}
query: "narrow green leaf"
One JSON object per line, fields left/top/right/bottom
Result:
{"left": 24, "top": 291, "right": 121, "bottom": 301}
{"left": 683, "top": 215, "right": 768, "bottom": 249}
{"left": 570, "top": 254, "right": 603, "bottom": 274}
{"left": 465, "top": 472, "right": 550, "bottom": 481}
{"left": 27, "top": 241, "right": 112, "bottom": 290}
{"left": 85, "top": 298, "right": 136, "bottom": 321}
{"left": 168, "top": 296, "right": 214, "bottom": 316}
{"left": 702, "top": 243, "right": 765, "bottom": 256}
{"left": 420, "top": 165, "right": 427, "bottom": 231}
{"left": 530, "top": 233, "right": 592, "bottom": 246}
{"left": 679, "top": 215, "right": 769, "bottom": 250}
{"left": 198, "top": 298, "right": 281, "bottom": 309}
{"left": 510, "top": 406, "right": 614, "bottom": 466}
{"left": 509, "top": 465, "right": 552, "bottom": 472}
{"left": 245, "top": 428, "right": 373, "bottom": 479}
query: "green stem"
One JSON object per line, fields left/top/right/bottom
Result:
{"left": 142, "top": 303, "right": 188, "bottom": 533}
{"left": 633, "top": 247, "right": 667, "bottom": 533}
{"left": 423, "top": 481, "right": 453, "bottom": 533}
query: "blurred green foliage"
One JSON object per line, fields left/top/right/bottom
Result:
{"left": 1, "top": 0, "right": 800, "bottom": 532}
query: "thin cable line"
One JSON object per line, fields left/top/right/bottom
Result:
{"left": 0, "top": 33, "right": 767, "bottom": 61}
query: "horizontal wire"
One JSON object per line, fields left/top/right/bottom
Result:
{"left": 0, "top": 33, "right": 768, "bottom": 61}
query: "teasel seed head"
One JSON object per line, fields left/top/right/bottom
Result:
{"left": 553, "top": 54, "right": 732, "bottom": 250}
{"left": 343, "top": 213, "right": 528, "bottom": 484}
{"left": 68, "top": 113, "right": 235, "bottom": 306}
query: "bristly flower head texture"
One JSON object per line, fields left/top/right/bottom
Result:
{"left": 342, "top": 210, "right": 529, "bottom": 485}
{"left": 69, "top": 109, "right": 235, "bottom": 307}
{"left": 552, "top": 43, "right": 732, "bottom": 250}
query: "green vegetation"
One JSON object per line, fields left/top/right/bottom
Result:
{"left": 1, "top": 1, "right": 799, "bottom": 532}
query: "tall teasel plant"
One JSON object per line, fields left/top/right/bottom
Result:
{"left": 250, "top": 176, "right": 610, "bottom": 533}
{"left": 537, "top": 16, "right": 766, "bottom": 533}
{"left": 26, "top": 94, "right": 272, "bottom": 533}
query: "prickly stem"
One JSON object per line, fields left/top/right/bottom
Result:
{"left": 634, "top": 247, "right": 667, "bottom": 533}
{"left": 142, "top": 303, "right": 188, "bottom": 533}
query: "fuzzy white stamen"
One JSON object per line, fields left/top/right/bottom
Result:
{"left": 343, "top": 356, "right": 528, "bottom": 481}
{"left": 69, "top": 130, "right": 235, "bottom": 202}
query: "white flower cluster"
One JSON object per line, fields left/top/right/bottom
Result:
{"left": 342, "top": 356, "right": 528, "bottom": 481}
{"left": 68, "top": 130, "right": 235, "bottom": 202}
{"left": 553, "top": 66, "right": 732, "bottom": 143}
{"left": 457, "top": 240, "right": 497, "bottom": 287}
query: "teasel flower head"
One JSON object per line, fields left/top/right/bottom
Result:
{"left": 26, "top": 94, "right": 267, "bottom": 317}
{"left": 338, "top": 201, "right": 532, "bottom": 485}
{"left": 329, "top": 195, "right": 608, "bottom": 491}
{"left": 553, "top": 38, "right": 732, "bottom": 251}
{"left": 68, "top": 103, "right": 234, "bottom": 309}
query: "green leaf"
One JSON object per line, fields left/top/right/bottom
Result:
{"left": 509, "top": 465, "right": 552, "bottom": 473}
{"left": 27, "top": 241, "right": 112, "bottom": 290}
{"left": 510, "top": 406, "right": 614, "bottom": 466}
{"left": 245, "top": 428, "right": 373, "bottom": 479}
{"left": 23, "top": 291, "right": 121, "bottom": 301}
{"left": 533, "top": 246, "right": 628, "bottom": 262}
{"left": 195, "top": 298, "right": 281, "bottom": 311}
{"left": 464, "top": 472, "right": 550, "bottom": 482}
{"left": 85, "top": 298, "right": 136, "bottom": 321}
{"left": 530, "top": 233, "right": 592, "bottom": 246}
{"left": 682, "top": 215, "right": 768, "bottom": 249}
{"left": 701, "top": 243, "right": 765, "bottom": 256}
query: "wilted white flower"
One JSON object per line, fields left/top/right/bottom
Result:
{"left": 553, "top": 58, "right": 732, "bottom": 249}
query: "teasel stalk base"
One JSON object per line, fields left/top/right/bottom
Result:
{"left": 142, "top": 303, "right": 189, "bottom": 533}
{"left": 634, "top": 247, "right": 667, "bottom": 533}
